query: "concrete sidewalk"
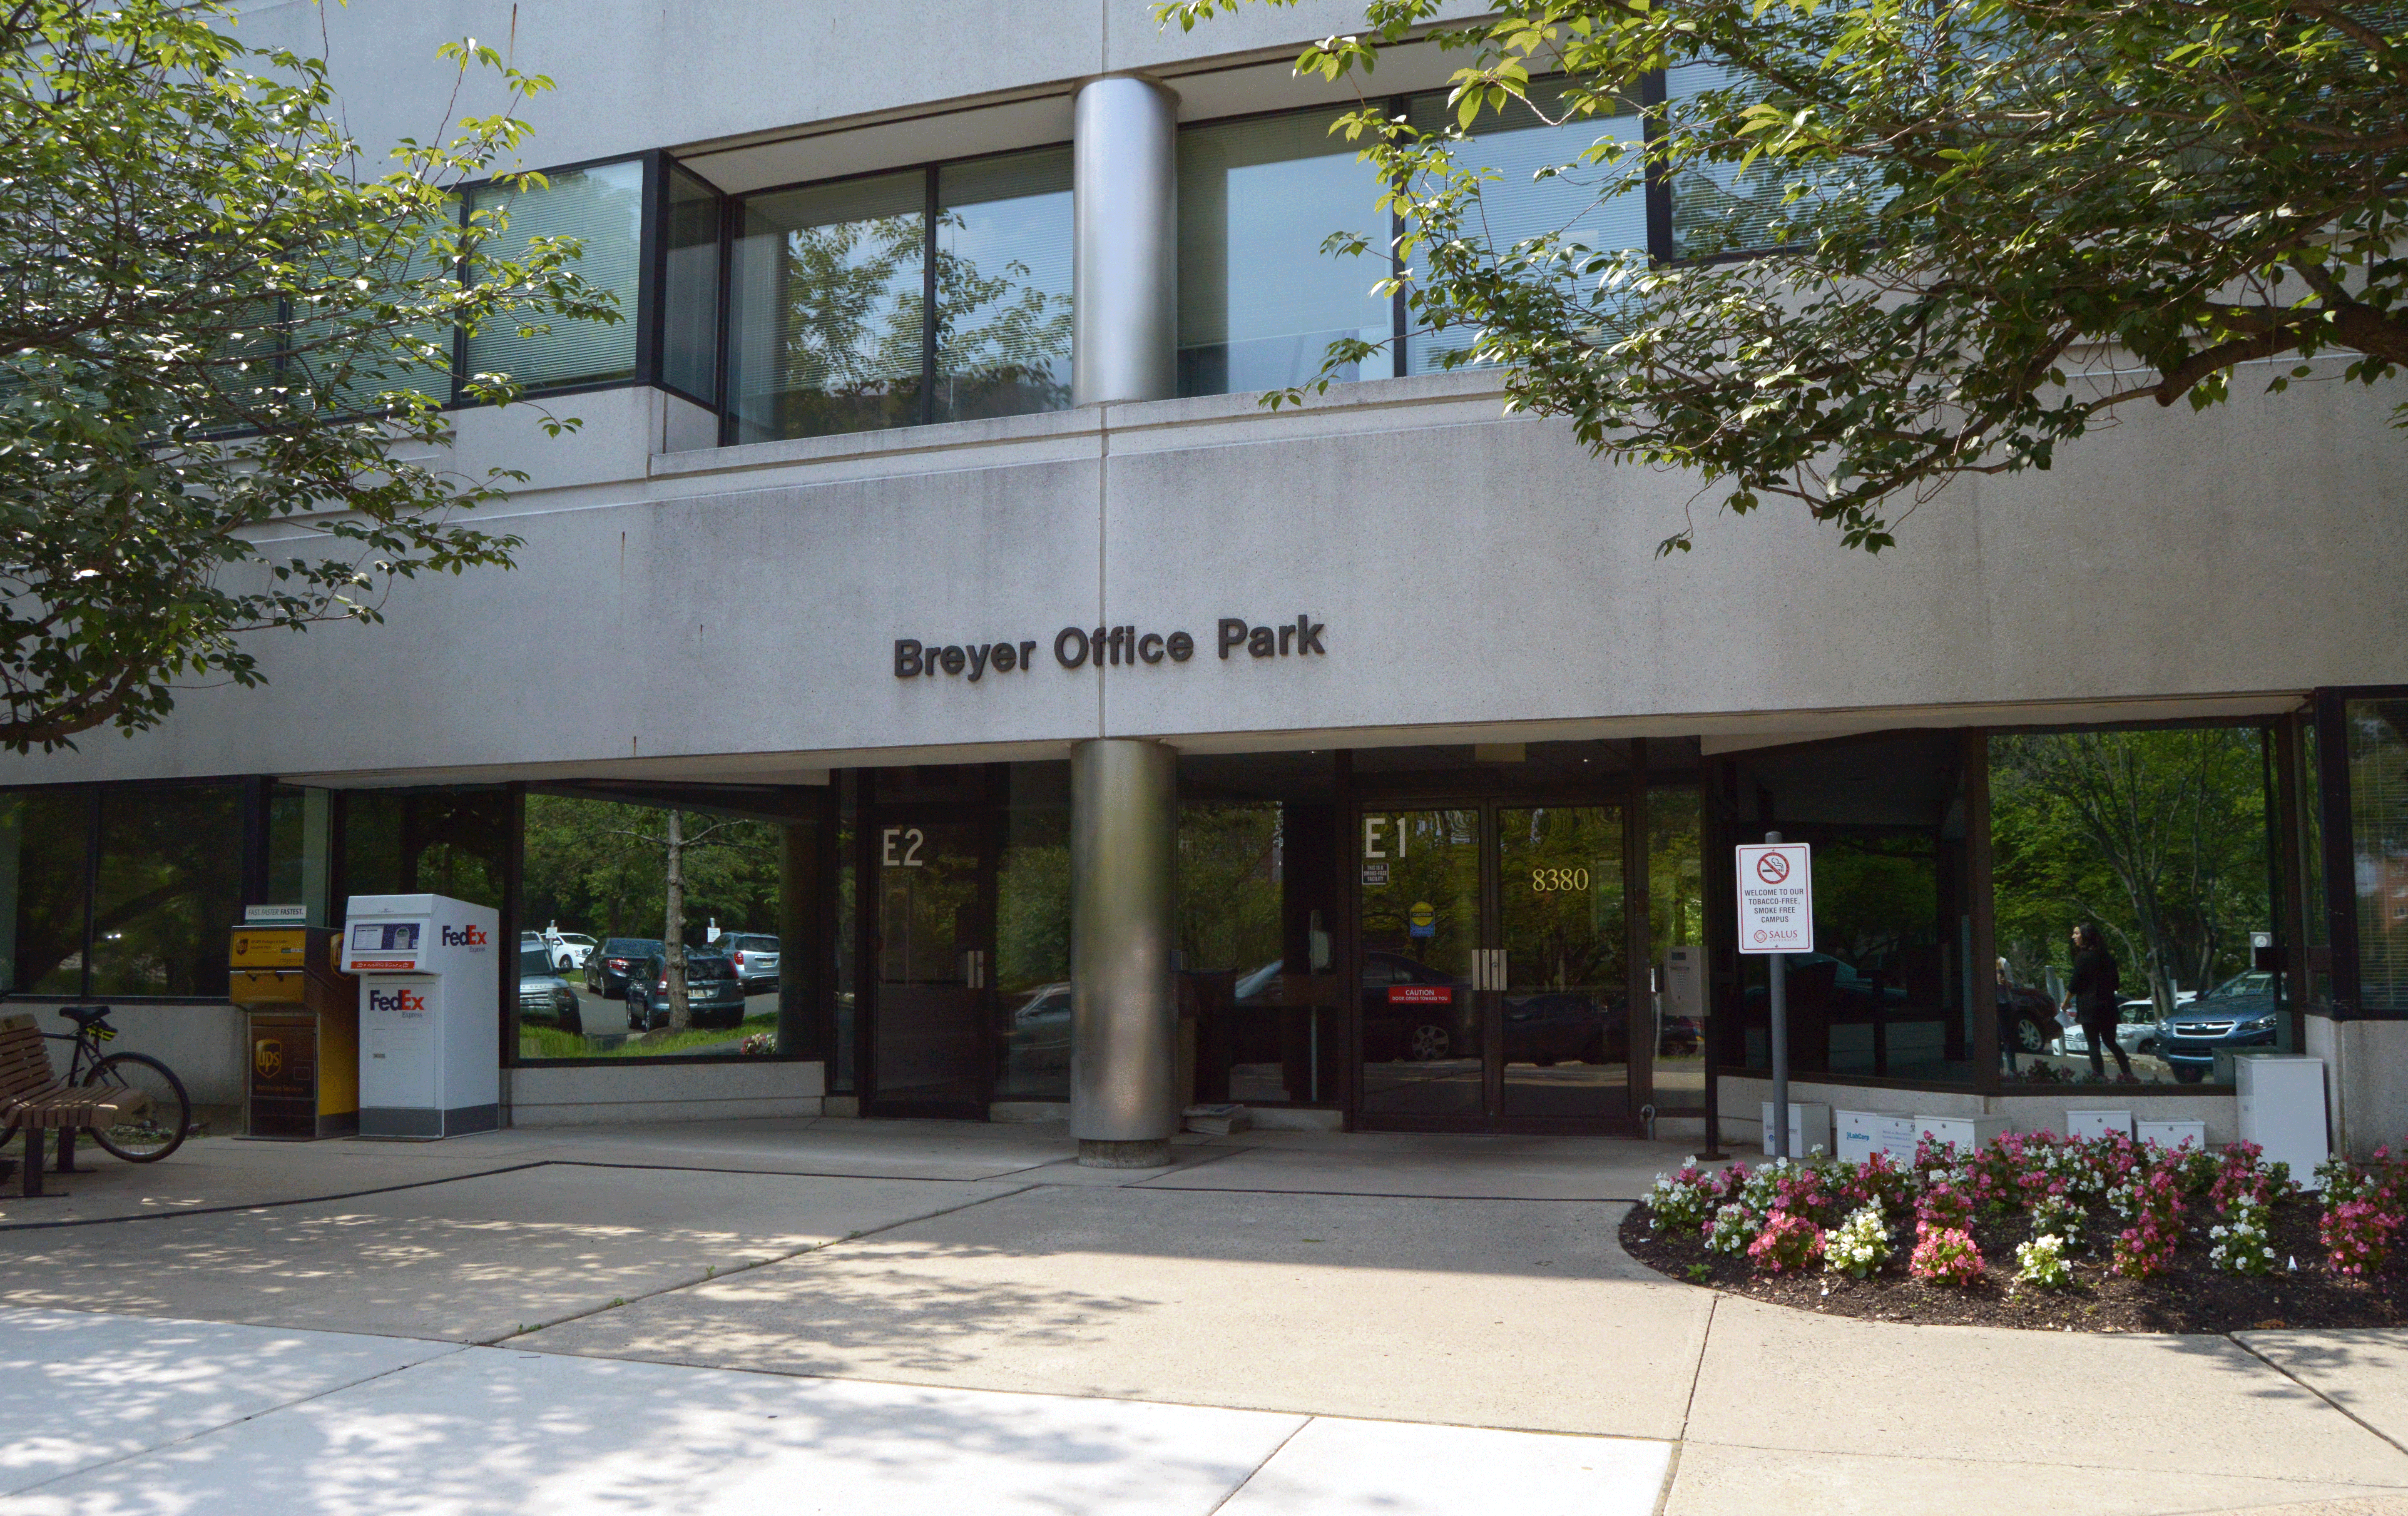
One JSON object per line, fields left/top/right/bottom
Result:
{"left": 0, "top": 1308, "right": 1676, "bottom": 1515}
{"left": 3, "top": 1118, "right": 2406, "bottom": 1514}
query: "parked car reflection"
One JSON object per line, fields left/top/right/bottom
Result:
{"left": 1002, "top": 982, "right": 1072, "bottom": 1073}
{"left": 542, "top": 928, "right": 598, "bottom": 973}
{"left": 1358, "top": 950, "right": 1634, "bottom": 1065}
{"left": 517, "top": 945, "right": 582, "bottom": 1035}
{"left": 585, "top": 938, "right": 663, "bottom": 1000}
{"left": 717, "top": 933, "right": 781, "bottom": 994}
{"left": 2163, "top": 970, "right": 2279, "bottom": 1081}
{"left": 2058, "top": 1000, "right": 2165, "bottom": 1060}
{"left": 1361, "top": 951, "right": 1474, "bottom": 1062}
{"left": 625, "top": 948, "right": 746, "bottom": 1031}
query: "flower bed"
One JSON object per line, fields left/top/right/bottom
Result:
{"left": 1623, "top": 1138, "right": 2408, "bottom": 1333}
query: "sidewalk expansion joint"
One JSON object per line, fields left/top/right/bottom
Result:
{"left": 1202, "top": 1415, "right": 1312, "bottom": 1515}
{"left": 1, "top": 1340, "right": 475, "bottom": 1498}
{"left": 0, "top": 1161, "right": 557, "bottom": 1233}
{"left": 2231, "top": 1333, "right": 2408, "bottom": 1464}
{"left": 1678, "top": 1293, "right": 1719, "bottom": 1442}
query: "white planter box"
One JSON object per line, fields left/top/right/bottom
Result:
{"left": 1834, "top": 1109, "right": 1921, "bottom": 1166}
{"left": 2065, "top": 1109, "right": 2133, "bottom": 1140}
{"left": 1760, "top": 1101, "right": 1833, "bottom": 1158}
{"left": 2135, "top": 1118, "right": 2208, "bottom": 1152}
{"left": 2236, "top": 1055, "right": 2329, "bottom": 1189}
{"left": 1916, "top": 1114, "right": 2010, "bottom": 1154}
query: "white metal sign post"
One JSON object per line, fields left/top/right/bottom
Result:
{"left": 1736, "top": 835, "right": 1814, "bottom": 1158}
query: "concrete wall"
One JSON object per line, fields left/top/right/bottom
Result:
{"left": 2307, "top": 1016, "right": 2408, "bottom": 1159}
{"left": 10, "top": 364, "right": 2400, "bottom": 790}
{"left": 1718, "top": 1074, "right": 2242, "bottom": 1148}
{"left": 228, "top": 0, "right": 1487, "bottom": 181}
{"left": 506, "top": 1058, "right": 825, "bottom": 1126}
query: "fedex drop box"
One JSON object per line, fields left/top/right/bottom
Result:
{"left": 341, "top": 894, "right": 501, "bottom": 1138}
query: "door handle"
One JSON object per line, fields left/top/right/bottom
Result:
{"left": 963, "top": 949, "right": 988, "bottom": 990}
{"left": 1472, "top": 948, "right": 1507, "bottom": 992}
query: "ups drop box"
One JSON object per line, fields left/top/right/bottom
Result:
{"left": 229, "top": 924, "right": 357, "bottom": 1139}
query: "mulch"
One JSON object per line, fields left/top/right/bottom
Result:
{"left": 1619, "top": 1197, "right": 2408, "bottom": 1333}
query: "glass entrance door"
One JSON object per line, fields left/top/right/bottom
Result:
{"left": 866, "top": 815, "right": 990, "bottom": 1117}
{"left": 1357, "top": 803, "right": 1632, "bottom": 1128}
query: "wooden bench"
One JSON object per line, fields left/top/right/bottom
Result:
{"left": 1, "top": 1013, "right": 149, "bottom": 1197}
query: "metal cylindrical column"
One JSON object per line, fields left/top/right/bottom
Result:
{"left": 1070, "top": 737, "right": 1178, "bottom": 1166}
{"left": 1072, "top": 76, "right": 1179, "bottom": 406}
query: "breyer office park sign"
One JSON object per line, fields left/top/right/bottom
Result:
{"left": 895, "top": 616, "right": 1327, "bottom": 682}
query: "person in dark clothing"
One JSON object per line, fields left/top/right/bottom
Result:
{"left": 2062, "top": 924, "right": 2134, "bottom": 1080}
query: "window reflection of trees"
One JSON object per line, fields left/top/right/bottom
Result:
{"left": 770, "top": 212, "right": 927, "bottom": 436}
{"left": 1990, "top": 729, "right": 2270, "bottom": 1015}
{"left": 934, "top": 214, "right": 1072, "bottom": 421}
{"left": 756, "top": 179, "right": 1072, "bottom": 436}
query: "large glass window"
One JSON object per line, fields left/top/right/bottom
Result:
{"left": 1179, "top": 753, "right": 1342, "bottom": 1107}
{"left": 2346, "top": 702, "right": 2408, "bottom": 1013}
{"left": 341, "top": 789, "right": 507, "bottom": 913}
{"left": 1647, "top": 787, "right": 1706, "bottom": 1109}
{"left": 1724, "top": 733, "right": 1976, "bottom": 1087}
{"left": 995, "top": 764, "right": 1071, "bottom": 1101}
{"left": 1662, "top": 62, "right": 1798, "bottom": 260}
{"left": 662, "top": 164, "right": 724, "bottom": 404}
{"left": 935, "top": 152, "right": 1074, "bottom": 422}
{"left": 266, "top": 785, "right": 333, "bottom": 926}
{"left": 726, "top": 149, "right": 1075, "bottom": 445}
{"left": 0, "top": 791, "right": 90, "bottom": 996}
{"left": 1403, "top": 84, "right": 1648, "bottom": 374}
{"left": 729, "top": 171, "right": 927, "bottom": 442}
{"left": 89, "top": 787, "right": 243, "bottom": 998}
{"left": 0, "top": 785, "right": 241, "bottom": 1000}
{"left": 519, "top": 788, "right": 816, "bottom": 1062}
{"left": 465, "top": 159, "right": 645, "bottom": 390}
{"left": 1990, "top": 727, "right": 2275, "bottom": 1085}
{"left": 1178, "top": 109, "right": 1392, "bottom": 396}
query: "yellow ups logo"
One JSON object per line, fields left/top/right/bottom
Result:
{"left": 254, "top": 1038, "right": 282, "bottom": 1080}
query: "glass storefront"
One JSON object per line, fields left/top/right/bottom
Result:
{"left": 1719, "top": 732, "right": 1977, "bottom": 1087}
{"left": 0, "top": 784, "right": 241, "bottom": 1000}
{"left": 516, "top": 784, "right": 819, "bottom": 1064}
{"left": 0, "top": 707, "right": 2375, "bottom": 1124}
{"left": 1180, "top": 752, "right": 1344, "bottom": 1110}
{"left": 2345, "top": 700, "right": 2408, "bottom": 1013}
{"left": 1349, "top": 741, "right": 1697, "bottom": 1130}
{"left": 1991, "top": 726, "right": 2277, "bottom": 1085}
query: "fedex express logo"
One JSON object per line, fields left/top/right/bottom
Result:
{"left": 441, "top": 924, "right": 488, "bottom": 949}
{"left": 369, "top": 988, "right": 426, "bottom": 1014}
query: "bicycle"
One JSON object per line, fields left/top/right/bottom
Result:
{"left": 0, "top": 1000, "right": 193, "bottom": 1163}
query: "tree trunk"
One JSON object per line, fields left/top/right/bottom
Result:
{"left": 665, "top": 809, "right": 690, "bottom": 1031}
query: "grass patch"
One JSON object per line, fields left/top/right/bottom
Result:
{"left": 519, "top": 1012, "right": 778, "bottom": 1061}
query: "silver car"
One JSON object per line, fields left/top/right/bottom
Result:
{"left": 716, "top": 933, "right": 781, "bottom": 994}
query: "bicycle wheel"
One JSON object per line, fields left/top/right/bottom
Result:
{"left": 82, "top": 1052, "right": 190, "bottom": 1162}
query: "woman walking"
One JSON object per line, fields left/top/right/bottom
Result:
{"left": 2063, "top": 924, "right": 2134, "bottom": 1080}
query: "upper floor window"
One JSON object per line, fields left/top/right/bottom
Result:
{"left": 1178, "top": 108, "right": 1392, "bottom": 397}
{"left": 465, "top": 159, "right": 647, "bottom": 391}
{"left": 725, "top": 148, "right": 1073, "bottom": 446}
{"left": 1176, "top": 85, "right": 1651, "bottom": 398}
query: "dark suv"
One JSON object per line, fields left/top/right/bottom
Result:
{"left": 2162, "top": 970, "right": 2280, "bottom": 1082}
{"left": 626, "top": 948, "right": 746, "bottom": 1031}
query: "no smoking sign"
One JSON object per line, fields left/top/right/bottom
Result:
{"left": 1735, "top": 842, "right": 1814, "bottom": 954}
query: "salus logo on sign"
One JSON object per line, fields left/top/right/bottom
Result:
{"left": 896, "top": 616, "right": 1327, "bottom": 684}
